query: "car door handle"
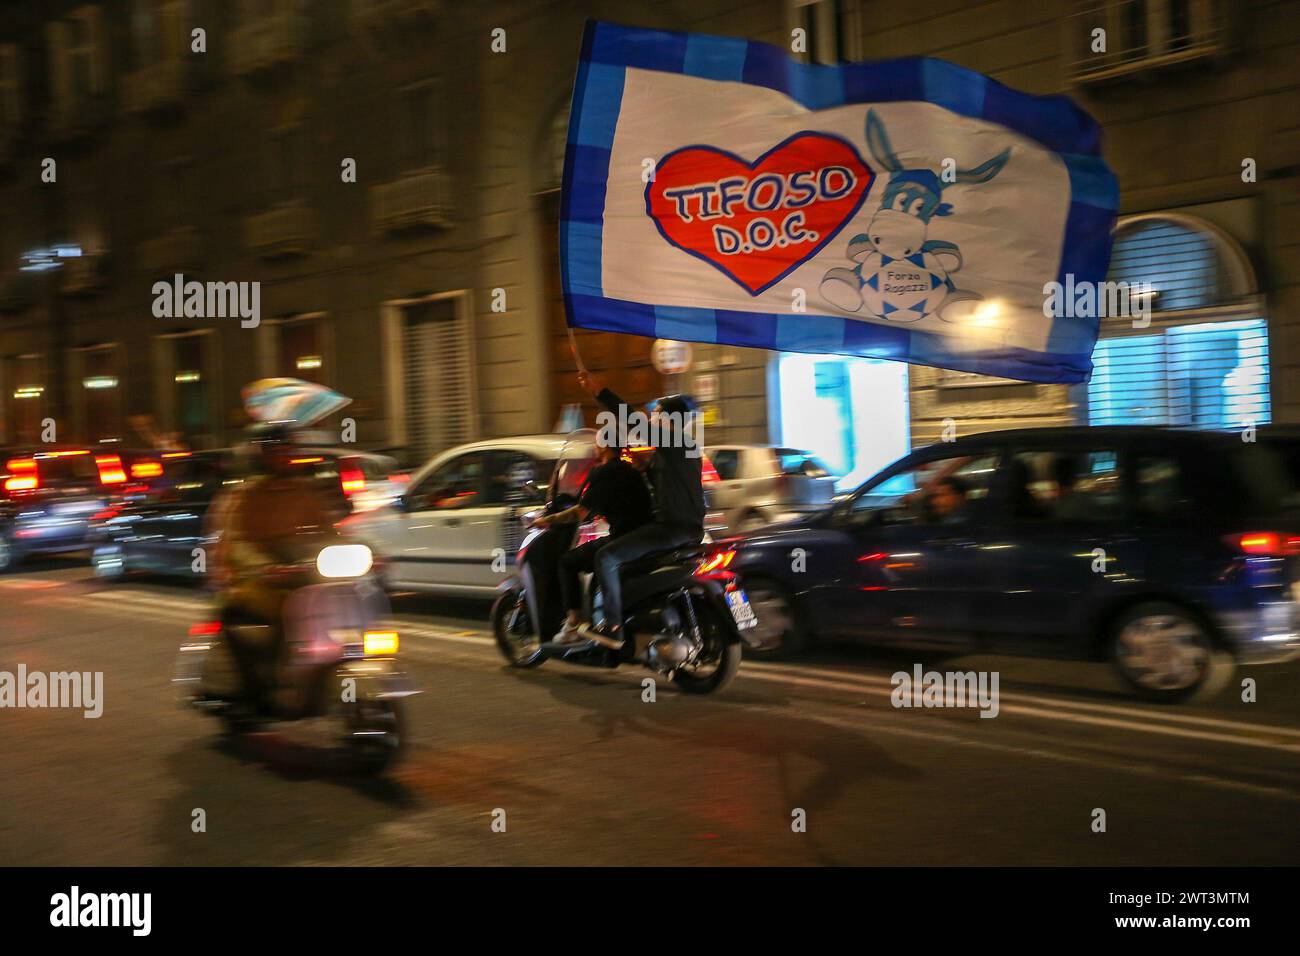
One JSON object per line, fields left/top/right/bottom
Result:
{"left": 443, "top": 517, "right": 462, "bottom": 528}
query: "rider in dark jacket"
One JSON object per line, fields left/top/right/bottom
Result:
{"left": 576, "top": 371, "right": 705, "bottom": 649}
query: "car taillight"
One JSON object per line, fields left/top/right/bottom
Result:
{"left": 3, "top": 457, "right": 38, "bottom": 493}
{"left": 340, "top": 467, "right": 366, "bottom": 495}
{"left": 694, "top": 548, "right": 736, "bottom": 577}
{"left": 130, "top": 460, "right": 163, "bottom": 479}
{"left": 95, "top": 454, "right": 126, "bottom": 485}
{"left": 188, "top": 621, "right": 221, "bottom": 637}
{"left": 1223, "top": 532, "right": 1300, "bottom": 558}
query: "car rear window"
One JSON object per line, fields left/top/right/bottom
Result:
{"left": 1138, "top": 444, "right": 1299, "bottom": 520}
{"left": 775, "top": 449, "right": 831, "bottom": 478}
{"left": 38, "top": 453, "right": 99, "bottom": 484}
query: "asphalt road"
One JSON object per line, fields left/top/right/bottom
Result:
{"left": 2, "top": 557, "right": 1298, "bottom": 866}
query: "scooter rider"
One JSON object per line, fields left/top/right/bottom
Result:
{"left": 205, "top": 423, "right": 341, "bottom": 710}
{"left": 575, "top": 371, "right": 705, "bottom": 649}
{"left": 531, "top": 429, "right": 654, "bottom": 645}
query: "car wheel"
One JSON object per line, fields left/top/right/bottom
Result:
{"left": 736, "top": 510, "right": 767, "bottom": 533}
{"left": 1109, "top": 601, "right": 1233, "bottom": 703}
{"left": 742, "top": 576, "right": 807, "bottom": 659}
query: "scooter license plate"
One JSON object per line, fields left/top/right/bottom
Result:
{"left": 727, "top": 589, "right": 757, "bottom": 629}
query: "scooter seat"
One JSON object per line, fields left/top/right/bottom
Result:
{"left": 617, "top": 544, "right": 706, "bottom": 577}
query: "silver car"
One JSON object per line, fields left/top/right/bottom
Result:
{"left": 705, "top": 445, "right": 838, "bottom": 532}
{"left": 339, "top": 435, "right": 561, "bottom": 597}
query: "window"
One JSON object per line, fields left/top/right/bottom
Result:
{"left": 275, "top": 315, "right": 325, "bottom": 383}
{"left": 1072, "top": 0, "right": 1223, "bottom": 82}
{"left": 1089, "top": 320, "right": 1269, "bottom": 429}
{"left": 776, "top": 449, "right": 831, "bottom": 478}
{"left": 410, "top": 453, "right": 484, "bottom": 511}
{"left": 485, "top": 451, "right": 546, "bottom": 505}
{"left": 267, "top": 126, "right": 307, "bottom": 198}
{"left": 67, "top": 7, "right": 103, "bottom": 99}
{"left": 80, "top": 345, "right": 122, "bottom": 443}
{"left": 4, "top": 354, "right": 46, "bottom": 445}
{"left": 853, "top": 453, "right": 1000, "bottom": 527}
{"left": 1086, "top": 214, "right": 1266, "bottom": 430}
{"left": 39, "top": 452, "right": 99, "bottom": 488}
{"left": 168, "top": 333, "right": 215, "bottom": 448}
{"left": 0, "top": 44, "right": 21, "bottom": 130}
{"left": 710, "top": 449, "right": 740, "bottom": 481}
{"left": 397, "top": 80, "right": 446, "bottom": 172}
{"left": 1107, "top": 218, "right": 1227, "bottom": 312}
{"left": 132, "top": 0, "right": 164, "bottom": 68}
{"left": 1007, "top": 449, "right": 1123, "bottom": 523}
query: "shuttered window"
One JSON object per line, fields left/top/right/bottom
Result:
{"left": 403, "top": 298, "right": 476, "bottom": 461}
{"left": 1086, "top": 216, "right": 1267, "bottom": 430}
{"left": 1088, "top": 319, "right": 1270, "bottom": 429}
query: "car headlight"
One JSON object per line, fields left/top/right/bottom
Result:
{"left": 316, "top": 543, "right": 373, "bottom": 578}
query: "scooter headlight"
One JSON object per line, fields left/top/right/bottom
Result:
{"left": 316, "top": 543, "right": 373, "bottom": 578}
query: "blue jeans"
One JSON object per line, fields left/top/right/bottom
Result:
{"left": 595, "top": 523, "right": 701, "bottom": 626}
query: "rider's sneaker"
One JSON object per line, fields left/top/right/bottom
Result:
{"left": 552, "top": 621, "right": 587, "bottom": 646}
{"left": 578, "top": 621, "right": 624, "bottom": 650}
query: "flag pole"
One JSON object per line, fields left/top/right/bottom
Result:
{"left": 566, "top": 324, "right": 588, "bottom": 376}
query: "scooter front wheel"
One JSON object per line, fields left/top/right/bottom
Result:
{"left": 491, "top": 586, "right": 545, "bottom": 668}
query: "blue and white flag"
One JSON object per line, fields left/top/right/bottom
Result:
{"left": 560, "top": 21, "right": 1118, "bottom": 384}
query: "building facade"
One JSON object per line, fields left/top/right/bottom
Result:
{"left": 0, "top": 0, "right": 1295, "bottom": 480}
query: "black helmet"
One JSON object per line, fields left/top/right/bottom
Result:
{"left": 648, "top": 394, "right": 697, "bottom": 417}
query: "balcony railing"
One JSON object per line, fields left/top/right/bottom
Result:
{"left": 370, "top": 166, "right": 454, "bottom": 234}
{"left": 245, "top": 201, "right": 315, "bottom": 258}
{"left": 60, "top": 253, "right": 109, "bottom": 296}
{"left": 352, "top": 0, "right": 442, "bottom": 26}
{"left": 137, "top": 226, "right": 202, "bottom": 277}
{"left": 228, "top": 12, "right": 308, "bottom": 76}
{"left": 49, "top": 94, "right": 109, "bottom": 142}
{"left": 0, "top": 272, "right": 34, "bottom": 312}
{"left": 123, "top": 58, "right": 186, "bottom": 114}
{"left": 1070, "top": 0, "right": 1226, "bottom": 84}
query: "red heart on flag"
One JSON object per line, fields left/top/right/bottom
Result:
{"left": 646, "top": 132, "right": 873, "bottom": 296}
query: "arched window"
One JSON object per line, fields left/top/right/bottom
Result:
{"left": 1085, "top": 213, "right": 1267, "bottom": 430}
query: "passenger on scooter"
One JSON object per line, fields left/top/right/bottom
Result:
{"left": 575, "top": 371, "right": 705, "bottom": 650}
{"left": 531, "top": 431, "right": 653, "bottom": 645}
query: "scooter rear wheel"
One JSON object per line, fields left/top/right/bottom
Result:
{"left": 674, "top": 598, "right": 743, "bottom": 694}
{"left": 349, "top": 698, "right": 406, "bottom": 775}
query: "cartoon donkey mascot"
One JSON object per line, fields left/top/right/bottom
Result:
{"left": 820, "top": 109, "right": 1010, "bottom": 323}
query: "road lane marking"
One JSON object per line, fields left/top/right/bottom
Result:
{"left": 45, "top": 586, "right": 1300, "bottom": 753}
{"left": 744, "top": 660, "right": 1300, "bottom": 740}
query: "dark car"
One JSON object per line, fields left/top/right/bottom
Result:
{"left": 89, "top": 445, "right": 402, "bottom": 580}
{"left": 90, "top": 449, "right": 237, "bottom": 579}
{"left": 0, "top": 447, "right": 118, "bottom": 572}
{"left": 718, "top": 426, "right": 1300, "bottom": 701}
